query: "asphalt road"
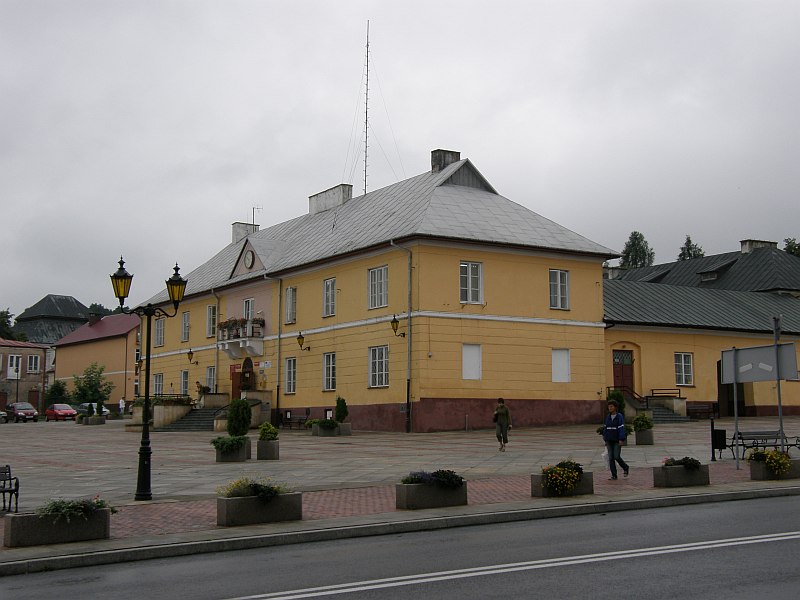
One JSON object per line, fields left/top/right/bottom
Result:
{"left": 2, "top": 496, "right": 799, "bottom": 599}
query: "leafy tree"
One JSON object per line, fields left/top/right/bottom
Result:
{"left": 620, "top": 231, "right": 655, "bottom": 268}
{"left": 0, "top": 309, "right": 16, "bottom": 340}
{"left": 335, "top": 396, "right": 349, "bottom": 423}
{"left": 677, "top": 235, "right": 705, "bottom": 261}
{"left": 45, "top": 380, "right": 71, "bottom": 404}
{"left": 227, "top": 397, "right": 252, "bottom": 437}
{"left": 784, "top": 238, "right": 800, "bottom": 257}
{"left": 88, "top": 303, "right": 114, "bottom": 316}
{"left": 72, "top": 363, "right": 114, "bottom": 415}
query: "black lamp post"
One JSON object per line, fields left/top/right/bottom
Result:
{"left": 110, "top": 256, "right": 187, "bottom": 501}
{"left": 15, "top": 366, "right": 20, "bottom": 402}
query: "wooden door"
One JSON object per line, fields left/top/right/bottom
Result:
{"left": 612, "top": 350, "right": 634, "bottom": 391}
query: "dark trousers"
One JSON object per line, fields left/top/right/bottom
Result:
{"left": 606, "top": 440, "right": 629, "bottom": 477}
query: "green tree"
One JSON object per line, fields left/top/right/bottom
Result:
{"left": 677, "top": 235, "right": 705, "bottom": 261}
{"left": 72, "top": 363, "right": 114, "bottom": 415}
{"left": 784, "top": 238, "right": 800, "bottom": 257}
{"left": 227, "top": 397, "right": 252, "bottom": 437}
{"left": 620, "top": 231, "right": 655, "bottom": 268}
{"left": 0, "top": 309, "right": 16, "bottom": 339}
{"left": 335, "top": 396, "right": 349, "bottom": 423}
{"left": 88, "top": 303, "right": 114, "bottom": 316}
{"left": 45, "top": 380, "right": 71, "bottom": 405}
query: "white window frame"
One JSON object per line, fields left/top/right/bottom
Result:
{"left": 285, "top": 357, "right": 297, "bottom": 394}
{"left": 153, "top": 373, "right": 164, "bottom": 395}
{"left": 180, "top": 370, "right": 189, "bottom": 395}
{"left": 460, "top": 261, "right": 483, "bottom": 304}
{"left": 285, "top": 287, "right": 297, "bottom": 324}
{"left": 134, "top": 378, "right": 140, "bottom": 397}
{"left": 368, "top": 266, "right": 388, "bottom": 309}
{"left": 323, "top": 278, "right": 336, "bottom": 317}
{"left": 243, "top": 298, "right": 254, "bottom": 320}
{"left": 552, "top": 348, "right": 571, "bottom": 383}
{"left": 205, "top": 366, "right": 216, "bottom": 393}
{"left": 369, "top": 345, "right": 389, "bottom": 388}
{"left": 206, "top": 305, "right": 217, "bottom": 338}
{"left": 181, "top": 311, "right": 190, "bottom": 342}
{"left": 462, "top": 344, "right": 482, "bottom": 380}
{"left": 675, "top": 352, "right": 694, "bottom": 386}
{"left": 27, "top": 354, "right": 40, "bottom": 374}
{"left": 154, "top": 318, "right": 165, "bottom": 347}
{"left": 549, "top": 269, "right": 570, "bottom": 310}
{"left": 323, "top": 352, "right": 336, "bottom": 391}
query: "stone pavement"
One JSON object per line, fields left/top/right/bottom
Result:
{"left": 2, "top": 416, "right": 800, "bottom": 576}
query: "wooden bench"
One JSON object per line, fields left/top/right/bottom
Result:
{"left": 727, "top": 430, "right": 795, "bottom": 458}
{"left": 281, "top": 413, "right": 307, "bottom": 430}
{"left": 686, "top": 402, "right": 718, "bottom": 420}
{"left": 650, "top": 388, "right": 686, "bottom": 399}
{"left": 1, "top": 464, "right": 20, "bottom": 513}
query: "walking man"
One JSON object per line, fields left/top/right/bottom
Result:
{"left": 602, "top": 400, "right": 629, "bottom": 480}
{"left": 494, "top": 398, "right": 512, "bottom": 452}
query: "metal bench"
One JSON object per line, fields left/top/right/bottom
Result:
{"left": 686, "top": 402, "right": 718, "bottom": 420}
{"left": 727, "top": 430, "right": 794, "bottom": 458}
{"left": 281, "top": 411, "right": 307, "bottom": 430}
{"left": 1, "top": 464, "right": 20, "bottom": 513}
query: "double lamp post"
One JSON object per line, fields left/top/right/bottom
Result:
{"left": 110, "top": 257, "right": 188, "bottom": 501}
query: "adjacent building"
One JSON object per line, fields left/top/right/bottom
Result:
{"left": 0, "top": 338, "right": 49, "bottom": 410}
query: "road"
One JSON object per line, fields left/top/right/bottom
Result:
{"left": 2, "top": 497, "right": 799, "bottom": 599}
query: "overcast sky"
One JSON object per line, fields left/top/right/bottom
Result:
{"left": 3, "top": 0, "right": 799, "bottom": 320}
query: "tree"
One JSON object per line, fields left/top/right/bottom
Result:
{"left": 45, "top": 380, "right": 71, "bottom": 405}
{"left": 677, "top": 235, "right": 705, "bottom": 261}
{"left": 620, "top": 231, "right": 655, "bottom": 268}
{"left": 72, "top": 363, "right": 115, "bottom": 415}
{"left": 88, "top": 303, "right": 114, "bottom": 316}
{"left": 784, "top": 238, "right": 800, "bottom": 257}
{"left": 0, "top": 309, "right": 16, "bottom": 340}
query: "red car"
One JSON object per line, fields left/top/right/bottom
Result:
{"left": 45, "top": 404, "right": 78, "bottom": 421}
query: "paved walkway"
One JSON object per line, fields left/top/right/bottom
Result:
{"left": 2, "top": 416, "right": 800, "bottom": 575}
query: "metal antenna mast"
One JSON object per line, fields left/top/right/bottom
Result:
{"left": 252, "top": 205, "right": 262, "bottom": 226}
{"left": 363, "top": 20, "right": 370, "bottom": 195}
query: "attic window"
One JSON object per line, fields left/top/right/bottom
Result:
{"left": 700, "top": 272, "right": 718, "bottom": 282}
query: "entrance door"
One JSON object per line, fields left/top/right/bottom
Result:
{"left": 717, "top": 360, "right": 744, "bottom": 417}
{"left": 612, "top": 350, "right": 634, "bottom": 391}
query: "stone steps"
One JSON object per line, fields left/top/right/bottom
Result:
{"left": 155, "top": 408, "right": 217, "bottom": 432}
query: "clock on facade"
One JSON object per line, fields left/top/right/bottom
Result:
{"left": 244, "top": 250, "right": 255, "bottom": 268}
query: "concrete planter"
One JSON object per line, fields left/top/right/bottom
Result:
{"left": 653, "top": 464, "right": 710, "bottom": 487}
{"left": 216, "top": 493, "right": 302, "bottom": 526}
{"left": 85, "top": 416, "right": 107, "bottom": 426}
{"left": 635, "top": 429, "right": 654, "bottom": 445}
{"left": 749, "top": 458, "right": 800, "bottom": 480}
{"left": 337, "top": 423, "right": 352, "bottom": 436}
{"left": 318, "top": 426, "right": 337, "bottom": 437}
{"left": 215, "top": 442, "right": 249, "bottom": 463}
{"left": 395, "top": 483, "right": 468, "bottom": 510}
{"left": 4, "top": 509, "right": 111, "bottom": 548}
{"left": 531, "top": 471, "right": 594, "bottom": 497}
{"left": 311, "top": 424, "right": 320, "bottom": 436}
{"left": 257, "top": 440, "right": 279, "bottom": 460}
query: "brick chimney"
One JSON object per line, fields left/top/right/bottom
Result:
{"left": 740, "top": 239, "right": 777, "bottom": 254}
{"left": 232, "top": 222, "right": 259, "bottom": 244}
{"left": 309, "top": 184, "right": 353, "bottom": 215}
{"left": 431, "top": 149, "right": 461, "bottom": 173}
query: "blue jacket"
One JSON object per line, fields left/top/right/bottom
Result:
{"left": 603, "top": 412, "right": 626, "bottom": 442}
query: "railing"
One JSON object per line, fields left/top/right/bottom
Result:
{"left": 606, "top": 386, "right": 647, "bottom": 409}
{"left": 217, "top": 319, "right": 265, "bottom": 341}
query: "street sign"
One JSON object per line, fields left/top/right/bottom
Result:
{"left": 721, "top": 343, "right": 797, "bottom": 384}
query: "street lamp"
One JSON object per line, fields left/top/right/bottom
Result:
{"left": 110, "top": 256, "right": 187, "bottom": 501}
{"left": 15, "top": 366, "right": 20, "bottom": 403}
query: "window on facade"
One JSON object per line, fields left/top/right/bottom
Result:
{"left": 134, "top": 378, "right": 140, "bottom": 397}
{"left": 285, "top": 287, "right": 297, "bottom": 324}
{"left": 27, "top": 355, "right": 40, "bottom": 373}
{"left": 243, "top": 298, "right": 254, "bottom": 320}
{"left": 323, "top": 278, "right": 336, "bottom": 317}
{"left": 206, "top": 305, "right": 217, "bottom": 337}
{"left": 7, "top": 355, "right": 21, "bottom": 379}
{"left": 675, "top": 352, "right": 694, "bottom": 386}
{"left": 552, "top": 348, "right": 571, "bottom": 382}
{"left": 285, "top": 357, "right": 296, "bottom": 394}
{"left": 153, "top": 373, "right": 164, "bottom": 395}
{"left": 368, "top": 266, "right": 388, "bottom": 309}
{"left": 181, "top": 312, "right": 190, "bottom": 342}
{"left": 205, "top": 366, "right": 216, "bottom": 393}
{"left": 462, "top": 344, "right": 482, "bottom": 380}
{"left": 154, "top": 318, "right": 165, "bottom": 347}
{"left": 369, "top": 345, "right": 389, "bottom": 387}
{"left": 549, "top": 269, "right": 570, "bottom": 310}
{"left": 323, "top": 352, "right": 336, "bottom": 390}
{"left": 180, "top": 370, "right": 189, "bottom": 395}
{"left": 460, "top": 262, "right": 482, "bottom": 304}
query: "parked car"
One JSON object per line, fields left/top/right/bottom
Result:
{"left": 0, "top": 409, "right": 6, "bottom": 423}
{"left": 45, "top": 404, "right": 78, "bottom": 421}
{"left": 76, "top": 403, "right": 111, "bottom": 416}
{"left": 5, "top": 402, "right": 39, "bottom": 422}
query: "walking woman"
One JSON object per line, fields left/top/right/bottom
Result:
{"left": 602, "top": 399, "right": 629, "bottom": 480}
{"left": 494, "top": 398, "right": 512, "bottom": 451}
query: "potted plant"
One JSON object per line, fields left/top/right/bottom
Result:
{"left": 3, "top": 496, "right": 115, "bottom": 548}
{"left": 257, "top": 422, "right": 280, "bottom": 460}
{"left": 747, "top": 449, "right": 800, "bottom": 480}
{"left": 305, "top": 418, "right": 321, "bottom": 435}
{"left": 632, "top": 413, "right": 654, "bottom": 445}
{"left": 210, "top": 397, "right": 252, "bottom": 462}
{"left": 653, "top": 456, "right": 709, "bottom": 487}
{"left": 216, "top": 476, "right": 301, "bottom": 526}
{"left": 532, "top": 459, "right": 594, "bottom": 497}
{"left": 396, "top": 469, "right": 468, "bottom": 510}
{"left": 317, "top": 418, "right": 338, "bottom": 437}
{"left": 335, "top": 396, "right": 351, "bottom": 436}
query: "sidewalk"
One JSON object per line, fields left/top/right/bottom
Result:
{"left": 2, "top": 416, "right": 800, "bottom": 576}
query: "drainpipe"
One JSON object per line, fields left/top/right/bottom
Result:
{"left": 390, "top": 240, "right": 412, "bottom": 433}
{"left": 270, "top": 274, "right": 283, "bottom": 425}
{"left": 212, "top": 288, "right": 220, "bottom": 393}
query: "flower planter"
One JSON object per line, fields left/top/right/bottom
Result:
{"left": 82, "top": 416, "right": 107, "bottom": 426}
{"left": 216, "top": 492, "right": 303, "bottom": 526}
{"left": 257, "top": 440, "right": 279, "bottom": 460}
{"left": 395, "top": 483, "right": 468, "bottom": 510}
{"left": 635, "top": 429, "right": 654, "bottom": 445}
{"left": 318, "top": 426, "right": 337, "bottom": 437}
{"left": 653, "top": 464, "right": 710, "bottom": 487}
{"left": 311, "top": 424, "right": 319, "bottom": 436}
{"left": 749, "top": 458, "right": 800, "bottom": 480}
{"left": 215, "top": 442, "right": 249, "bottom": 463}
{"left": 4, "top": 509, "right": 111, "bottom": 548}
{"left": 337, "top": 423, "right": 352, "bottom": 436}
{"left": 531, "top": 471, "right": 594, "bottom": 497}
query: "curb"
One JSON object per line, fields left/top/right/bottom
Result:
{"left": 3, "top": 485, "right": 799, "bottom": 577}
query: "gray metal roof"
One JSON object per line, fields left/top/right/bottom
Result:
{"left": 146, "top": 158, "right": 617, "bottom": 305}
{"left": 604, "top": 279, "right": 800, "bottom": 335}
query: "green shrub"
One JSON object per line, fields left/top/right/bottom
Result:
{"left": 318, "top": 418, "right": 338, "bottom": 430}
{"left": 45, "top": 380, "right": 70, "bottom": 404}
{"left": 632, "top": 413, "right": 654, "bottom": 431}
{"left": 258, "top": 422, "right": 279, "bottom": 441}
{"left": 662, "top": 456, "right": 701, "bottom": 470}
{"left": 36, "top": 496, "right": 116, "bottom": 524}
{"left": 210, "top": 435, "right": 249, "bottom": 453}
{"left": 227, "top": 398, "right": 252, "bottom": 437}
{"left": 216, "top": 476, "right": 289, "bottom": 502}
{"left": 607, "top": 390, "right": 626, "bottom": 416}
{"left": 401, "top": 469, "right": 465, "bottom": 489}
{"left": 304, "top": 418, "right": 320, "bottom": 429}
{"left": 335, "top": 396, "right": 349, "bottom": 423}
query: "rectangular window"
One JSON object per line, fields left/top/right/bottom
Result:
{"left": 134, "top": 378, "right": 140, "bottom": 397}
{"left": 460, "top": 261, "right": 482, "bottom": 304}
{"left": 368, "top": 266, "right": 388, "bottom": 309}
{"left": 285, "top": 357, "right": 297, "bottom": 394}
{"left": 369, "top": 345, "right": 389, "bottom": 387}
{"left": 205, "top": 366, "right": 216, "bottom": 393}
{"left": 27, "top": 354, "right": 40, "bottom": 373}
{"left": 180, "top": 370, "right": 189, "bottom": 395}
{"left": 243, "top": 298, "right": 254, "bottom": 320}
{"left": 154, "top": 318, "right": 165, "bottom": 347}
{"left": 181, "top": 312, "right": 190, "bottom": 342}
{"left": 7, "top": 355, "right": 21, "bottom": 378}
{"left": 675, "top": 352, "right": 694, "bottom": 386}
{"left": 549, "top": 269, "right": 570, "bottom": 309}
{"left": 153, "top": 373, "right": 164, "bottom": 395}
{"left": 462, "top": 344, "right": 482, "bottom": 380}
{"left": 285, "top": 287, "right": 297, "bottom": 324}
{"left": 206, "top": 305, "right": 217, "bottom": 337}
{"left": 323, "top": 278, "right": 336, "bottom": 317}
{"left": 323, "top": 352, "right": 336, "bottom": 391}
{"left": 552, "top": 349, "right": 571, "bottom": 383}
